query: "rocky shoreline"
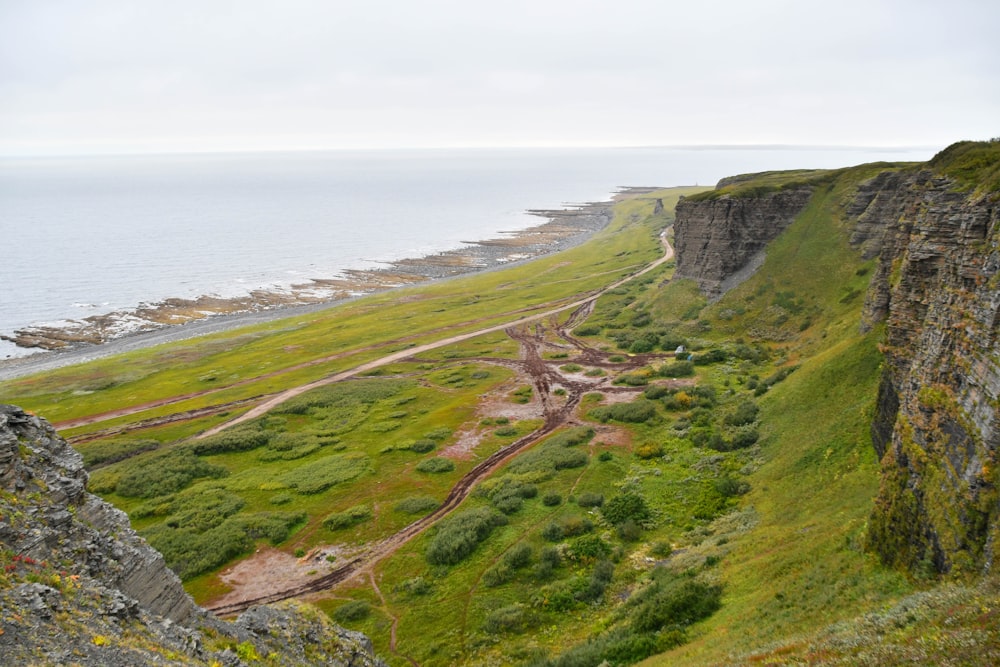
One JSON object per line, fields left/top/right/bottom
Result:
{"left": 0, "top": 197, "right": 622, "bottom": 381}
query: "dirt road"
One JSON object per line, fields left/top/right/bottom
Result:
{"left": 203, "top": 234, "right": 674, "bottom": 615}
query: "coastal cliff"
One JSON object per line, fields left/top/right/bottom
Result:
{"left": 673, "top": 183, "right": 814, "bottom": 299}
{"left": 0, "top": 404, "right": 384, "bottom": 666}
{"left": 854, "top": 151, "right": 1000, "bottom": 576}
{"left": 671, "top": 141, "right": 1000, "bottom": 577}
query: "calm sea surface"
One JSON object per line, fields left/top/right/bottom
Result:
{"left": 0, "top": 146, "right": 934, "bottom": 357}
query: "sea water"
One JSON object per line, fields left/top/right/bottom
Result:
{"left": 0, "top": 146, "right": 934, "bottom": 358}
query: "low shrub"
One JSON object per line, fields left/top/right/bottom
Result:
{"left": 724, "top": 400, "right": 759, "bottom": 426}
{"left": 333, "top": 600, "right": 371, "bottom": 623}
{"left": 280, "top": 453, "right": 371, "bottom": 494}
{"left": 426, "top": 508, "right": 506, "bottom": 566}
{"left": 394, "top": 495, "right": 440, "bottom": 515}
{"left": 635, "top": 442, "right": 664, "bottom": 460}
{"left": 483, "top": 604, "right": 529, "bottom": 634}
{"left": 408, "top": 439, "right": 437, "bottom": 453}
{"left": 78, "top": 438, "right": 159, "bottom": 468}
{"left": 576, "top": 492, "right": 604, "bottom": 508}
{"left": 543, "top": 493, "right": 562, "bottom": 506}
{"left": 323, "top": 504, "right": 372, "bottom": 530}
{"left": 658, "top": 360, "right": 694, "bottom": 377}
{"left": 602, "top": 491, "right": 652, "bottom": 526}
{"left": 191, "top": 427, "right": 270, "bottom": 455}
{"left": 566, "top": 534, "right": 611, "bottom": 562}
{"left": 589, "top": 400, "right": 658, "bottom": 424}
{"left": 116, "top": 448, "right": 227, "bottom": 498}
{"left": 416, "top": 457, "right": 456, "bottom": 473}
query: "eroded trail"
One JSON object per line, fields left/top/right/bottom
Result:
{"left": 193, "top": 236, "right": 673, "bottom": 616}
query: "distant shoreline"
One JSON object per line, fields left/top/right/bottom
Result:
{"left": 0, "top": 195, "right": 633, "bottom": 382}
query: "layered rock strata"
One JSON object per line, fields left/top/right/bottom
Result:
{"left": 673, "top": 187, "right": 813, "bottom": 300}
{"left": 0, "top": 404, "right": 384, "bottom": 666}
{"left": 852, "top": 170, "right": 1000, "bottom": 575}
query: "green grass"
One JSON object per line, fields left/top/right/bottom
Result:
{"left": 5, "top": 168, "right": 995, "bottom": 666}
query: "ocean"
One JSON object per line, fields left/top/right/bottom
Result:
{"left": 0, "top": 146, "right": 934, "bottom": 358}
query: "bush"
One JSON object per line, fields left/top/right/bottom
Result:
{"left": 602, "top": 491, "right": 652, "bottom": 526}
{"left": 617, "top": 519, "right": 642, "bottom": 542}
{"left": 614, "top": 372, "right": 649, "bottom": 386}
{"left": 333, "top": 600, "right": 371, "bottom": 623}
{"left": 589, "top": 400, "right": 658, "bottom": 424}
{"left": 78, "top": 438, "right": 159, "bottom": 468}
{"left": 629, "top": 339, "right": 654, "bottom": 354}
{"left": 715, "top": 476, "right": 750, "bottom": 497}
{"left": 191, "top": 427, "right": 270, "bottom": 455}
{"left": 725, "top": 400, "right": 759, "bottom": 426}
{"left": 278, "top": 378, "right": 412, "bottom": 414}
{"left": 280, "top": 453, "right": 371, "bottom": 494}
{"left": 483, "top": 544, "right": 533, "bottom": 587}
{"left": 635, "top": 442, "right": 664, "bottom": 460}
{"left": 627, "top": 572, "right": 722, "bottom": 633}
{"left": 408, "top": 439, "right": 437, "bottom": 453}
{"left": 116, "top": 448, "right": 227, "bottom": 498}
{"left": 426, "top": 508, "right": 506, "bottom": 565}
{"left": 323, "top": 504, "right": 372, "bottom": 530}
{"left": 576, "top": 559, "right": 615, "bottom": 602}
{"left": 692, "top": 349, "right": 728, "bottom": 365}
{"left": 394, "top": 495, "right": 440, "bottom": 515}
{"left": 658, "top": 360, "right": 694, "bottom": 377}
{"left": 573, "top": 324, "right": 601, "bottom": 336}
{"left": 146, "top": 509, "right": 303, "bottom": 580}
{"left": 576, "top": 492, "right": 604, "bottom": 508}
{"left": 643, "top": 385, "right": 669, "bottom": 400}
{"left": 566, "top": 534, "right": 611, "bottom": 562}
{"left": 416, "top": 457, "right": 456, "bottom": 473}
{"left": 543, "top": 493, "right": 562, "bottom": 506}
{"left": 483, "top": 604, "right": 529, "bottom": 634}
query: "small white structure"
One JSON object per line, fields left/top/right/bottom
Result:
{"left": 674, "top": 345, "right": 685, "bottom": 357}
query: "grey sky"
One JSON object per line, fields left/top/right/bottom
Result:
{"left": 1, "top": 0, "right": 997, "bottom": 155}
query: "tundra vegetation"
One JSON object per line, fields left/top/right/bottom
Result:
{"left": 4, "top": 152, "right": 1000, "bottom": 667}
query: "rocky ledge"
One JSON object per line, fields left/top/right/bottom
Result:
{"left": 0, "top": 404, "right": 385, "bottom": 666}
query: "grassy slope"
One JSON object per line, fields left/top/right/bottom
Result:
{"left": 640, "top": 170, "right": 911, "bottom": 664}
{"left": 5, "top": 156, "right": 998, "bottom": 666}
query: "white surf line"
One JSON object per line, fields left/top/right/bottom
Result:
{"left": 199, "top": 235, "right": 673, "bottom": 438}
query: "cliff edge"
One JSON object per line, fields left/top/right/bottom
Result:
{"left": 670, "top": 140, "right": 1000, "bottom": 578}
{"left": 855, "top": 145, "right": 1000, "bottom": 576}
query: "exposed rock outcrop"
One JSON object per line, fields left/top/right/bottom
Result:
{"left": 0, "top": 404, "right": 385, "bottom": 666}
{"left": 852, "top": 167, "right": 1000, "bottom": 576}
{"left": 673, "top": 187, "right": 813, "bottom": 300}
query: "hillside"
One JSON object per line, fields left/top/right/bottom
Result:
{"left": 0, "top": 142, "right": 998, "bottom": 666}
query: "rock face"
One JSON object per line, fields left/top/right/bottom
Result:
{"left": 0, "top": 404, "right": 385, "bottom": 666}
{"left": 671, "top": 147, "right": 1000, "bottom": 578}
{"left": 851, "top": 170, "right": 1000, "bottom": 576}
{"left": 673, "top": 187, "right": 814, "bottom": 300}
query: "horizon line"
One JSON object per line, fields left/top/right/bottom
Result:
{"left": 0, "top": 142, "right": 944, "bottom": 160}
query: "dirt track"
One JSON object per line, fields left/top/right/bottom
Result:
{"left": 203, "top": 235, "right": 674, "bottom": 616}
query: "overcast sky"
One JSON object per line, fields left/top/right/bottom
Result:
{"left": 1, "top": 0, "right": 997, "bottom": 156}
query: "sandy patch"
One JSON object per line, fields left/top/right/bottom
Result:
{"left": 209, "top": 544, "right": 365, "bottom": 609}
